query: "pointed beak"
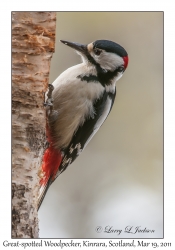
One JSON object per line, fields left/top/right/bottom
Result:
{"left": 60, "top": 40, "right": 87, "bottom": 54}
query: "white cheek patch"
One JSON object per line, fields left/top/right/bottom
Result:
{"left": 91, "top": 51, "right": 124, "bottom": 72}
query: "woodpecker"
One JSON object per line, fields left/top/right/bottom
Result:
{"left": 38, "top": 39, "right": 128, "bottom": 209}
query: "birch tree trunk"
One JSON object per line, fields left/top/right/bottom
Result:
{"left": 12, "top": 12, "right": 56, "bottom": 238}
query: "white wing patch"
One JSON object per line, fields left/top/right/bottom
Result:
{"left": 69, "top": 143, "right": 82, "bottom": 155}
{"left": 84, "top": 96, "right": 112, "bottom": 149}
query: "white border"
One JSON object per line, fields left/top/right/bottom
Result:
{"left": 1, "top": 1, "right": 175, "bottom": 249}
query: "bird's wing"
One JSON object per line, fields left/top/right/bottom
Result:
{"left": 37, "top": 89, "right": 116, "bottom": 209}
{"left": 58, "top": 89, "right": 116, "bottom": 174}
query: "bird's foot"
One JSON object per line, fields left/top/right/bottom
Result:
{"left": 44, "top": 84, "right": 59, "bottom": 121}
{"left": 44, "top": 84, "right": 54, "bottom": 108}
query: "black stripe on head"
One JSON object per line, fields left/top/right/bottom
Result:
{"left": 81, "top": 43, "right": 126, "bottom": 87}
{"left": 77, "top": 69, "right": 122, "bottom": 87}
{"left": 83, "top": 52, "right": 122, "bottom": 87}
{"left": 93, "top": 40, "right": 128, "bottom": 57}
{"left": 77, "top": 74, "right": 99, "bottom": 83}
{"left": 97, "top": 67, "right": 124, "bottom": 86}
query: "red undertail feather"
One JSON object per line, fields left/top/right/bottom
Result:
{"left": 40, "top": 146, "right": 62, "bottom": 186}
{"left": 40, "top": 122, "right": 62, "bottom": 185}
{"left": 37, "top": 123, "right": 62, "bottom": 210}
{"left": 38, "top": 146, "right": 62, "bottom": 210}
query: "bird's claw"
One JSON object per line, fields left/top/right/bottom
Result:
{"left": 44, "top": 98, "right": 54, "bottom": 107}
{"left": 44, "top": 84, "right": 54, "bottom": 107}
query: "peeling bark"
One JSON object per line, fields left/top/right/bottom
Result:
{"left": 12, "top": 12, "right": 56, "bottom": 238}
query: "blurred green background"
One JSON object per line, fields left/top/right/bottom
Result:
{"left": 39, "top": 12, "right": 163, "bottom": 238}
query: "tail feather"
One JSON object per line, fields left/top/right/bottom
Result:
{"left": 37, "top": 177, "right": 52, "bottom": 210}
{"left": 38, "top": 145, "right": 63, "bottom": 210}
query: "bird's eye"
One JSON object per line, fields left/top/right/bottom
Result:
{"left": 94, "top": 48, "right": 102, "bottom": 56}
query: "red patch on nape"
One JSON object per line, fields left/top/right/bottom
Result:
{"left": 40, "top": 146, "right": 62, "bottom": 186}
{"left": 123, "top": 56, "right": 129, "bottom": 69}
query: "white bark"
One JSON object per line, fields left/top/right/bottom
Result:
{"left": 12, "top": 11, "right": 56, "bottom": 238}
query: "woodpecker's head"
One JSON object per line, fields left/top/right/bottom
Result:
{"left": 60, "top": 39, "right": 128, "bottom": 84}
{"left": 61, "top": 39, "right": 128, "bottom": 71}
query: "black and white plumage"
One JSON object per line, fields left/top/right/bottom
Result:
{"left": 38, "top": 39, "right": 128, "bottom": 209}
